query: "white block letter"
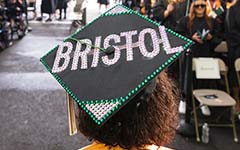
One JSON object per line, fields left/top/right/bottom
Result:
{"left": 91, "top": 36, "right": 102, "bottom": 68}
{"left": 139, "top": 28, "right": 160, "bottom": 58}
{"left": 52, "top": 42, "right": 73, "bottom": 73}
{"left": 102, "top": 34, "right": 121, "bottom": 66}
{"left": 71, "top": 39, "right": 92, "bottom": 70}
{"left": 120, "top": 30, "right": 137, "bottom": 61}
{"left": 159, "top": 26, "right": 183, "bottom": 54}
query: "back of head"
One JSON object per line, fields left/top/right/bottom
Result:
{"left": 77, "top": 71, "right": 179, "bottom": 149}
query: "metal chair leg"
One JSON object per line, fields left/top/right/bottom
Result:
{"left": 231, "top": 107, "right": 238, "bottom": 142}
{"left": 192, "top": 95, "right": 200, "bottom": 142}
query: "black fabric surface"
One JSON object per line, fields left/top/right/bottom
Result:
{"left": 44, "top": 13, "right": 187, "bottom": 102}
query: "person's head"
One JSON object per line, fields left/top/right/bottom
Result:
{"left": 188, "top": 0, "right": 212, "bottom": 33}
{"left": 190, "top": 0, "right": 207, "bottom": 17}
{"left": 77, "top": 71, "right": 179, "bottom": 149}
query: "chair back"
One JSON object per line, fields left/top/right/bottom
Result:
{"left": 235, "top": 58, "right": 240, "bottom": 72}
{"left": 192, "top": 58, "right": 227, "bottom": 72}
{"left": 192, "top": 58, "right": 230, "bottom": 93}
{"left": 214, "top": 41, "right": 228, "bottom": 53}
{"left": 234, "top": 58, "right": 240, "bottom": 87}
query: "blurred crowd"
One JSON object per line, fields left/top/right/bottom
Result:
{"left": 0, "top": 0, "right": 29, "bottom": 50}
{"left": 36, "top": 0, "right": 71, "bottom": 21}
{"left": 122, "top": 0, "right": 240, "bottom": 102}
{"left": 0, "top": 0, "right": 72, "bottom": 50}
{"left": 122, "top": 0, "right": 240, "bottom": 118}
{"left": 1, "top": 0, "right": 239, "bottom": 101}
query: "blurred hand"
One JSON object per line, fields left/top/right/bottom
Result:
{"left": 192, "top": 33, "right": 203, "bottom": 44}
{"left": 164, "top": 3, "right": 174, "bottom": 18}
{"left": 166, "top": 3, "right": 174, "bottom": 13}
{"left": 206, "top": 33, "right": 213, "bottom": 41}
{"left": 18, "top": 0, "right": 23, "bottom": 4}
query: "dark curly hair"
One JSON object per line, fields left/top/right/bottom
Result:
{"left": 77, "top": 71, "right": 179, "bottom": 149}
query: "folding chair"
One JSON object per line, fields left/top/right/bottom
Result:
{"left": 192, "top": 58, "right": 238, "bottom": 142}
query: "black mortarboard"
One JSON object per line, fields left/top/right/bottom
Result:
{"left": 40, "top": 5, "right": 193, "bottom": 127}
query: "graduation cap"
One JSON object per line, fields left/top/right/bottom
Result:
{"left": 40, "top": 5, "right": 193, "bottom": 134}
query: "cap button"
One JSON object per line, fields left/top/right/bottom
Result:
{"left": 104, "top": 46, "right": 115, "bottom": 55}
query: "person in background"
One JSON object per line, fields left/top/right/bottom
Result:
{"left": 7, "top": 0, "right": 24, "bottom": 28}
{"left": 144, "top": 0, "right": 152, "bottom": 17}
{"left": 114, "top": 0, "right": 122, "bottom": 3}
{"left": 176, "top": 0, "right": 221, "bottom": 58}
{"left": 27, "top": 0, "right": 37, "bottom": 19}
{"left": 225, "top": 0, "right": 240, "bottom": 99}
{"left": 206, "top": 0, "right": 226, "bottom": 25}
{"left": 36, "top": 0, "right": 57, "bottom": 22}
{"left": 0, "top": 1, "right": 13, "bottom": 47}
{"left": 22, "top": 0, "right": 32, "bottom": 31}
{"left": 123, "top": 0, "right": 137, "bottom": 10}
{"left": 97, "top": 0, "right": 109, "bottom": 13}
{"left": 176, "top": 0, "right": 222, "bottom": 116}
{"left": 78, "top": 72, "right": 178, "bottom": 150}
{"left": 152, "top": 0, "right": 188, "bottom": 30}
{"left": 206, "top": 0, "right": 226, "bottom": 23}
{"left": 226, "top": 0, "right": 236, "bottom": 8}
{"left": 57, "top": 0, "right": 69, "bottom": 20}
{"left": 152, "top": 0, "right": 189, "bottom": 114}
{"left": 151, "top": 0, "right": 188, "bottom": 76}
{"left": 0, "top": 2, "right": 6, "bottom": 49}
{"left": 206, "top": 0, "right": 226, "bottom": 48}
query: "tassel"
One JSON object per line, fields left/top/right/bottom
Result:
{"left": 66, "top": 93, "right": 77, "bottom": 136}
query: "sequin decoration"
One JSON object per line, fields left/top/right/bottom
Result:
{"left": 105, "top": 5, "right": 129, "bottom": 15}
{"left": 102, "top": 46, "right": 121, "bottom": 66}
{"left": 159, "top": 26, "right": 183, "bottom": 54}
{"left": 85, "top": 102, "right": 120, "bottom": 121}
{"left": 102, "top": 34, "right": 121, "bottom": 66}
{"left": 91, "top": 36, "right": 102, "bottom": 68}
{"left": 71, "top": 39, "right": 92, "bottom": 70}
{"left": 120, "top": 30, "right": 137, "bottom": 61}
{"left": 139, "top": 28, "right": 160, "bottom": 58}
{"left": 52, "top": 42, "right": 73, "bottom": 73}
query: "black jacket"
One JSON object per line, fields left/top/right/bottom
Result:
{"left": 176, "top": 16, "right": 221, "bottom": 57}
{"left": 225, "top": 0, "right": 240, "bottom": 48}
